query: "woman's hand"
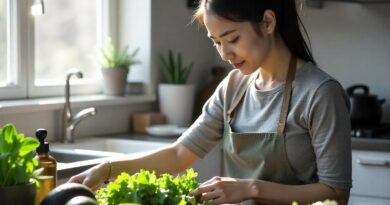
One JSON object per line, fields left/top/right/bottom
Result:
{"left": 190, "top": 176, "right": 254, "bottom": 204}
{"left": 67, "top": 162, "right": 110, "bottom": 191}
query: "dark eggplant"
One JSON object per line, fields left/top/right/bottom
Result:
{"left": 40, "top": 183, "right": 96, "bottom": 205}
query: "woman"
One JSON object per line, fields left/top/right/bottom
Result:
{"left": 69, "top": 0, "right": 352, "bottom": 204}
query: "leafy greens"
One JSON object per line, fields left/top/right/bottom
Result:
{"left": 0, "top": 123, "right": 40, "bottom": 187}
{"left": 96, "top": 169, "right": 213, "bottom": 205}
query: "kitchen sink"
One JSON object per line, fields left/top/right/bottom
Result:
{"left": 51, "top": 137, "right": 171, "bottom": 164}
{"left": 52, "top": 137, "right": 170, "bottom": 153}
{"left": 50, "top": 137, "right": 222, "bottom": 184}
{"left": 50, "top": 149, "right": 120, "bottom": 163}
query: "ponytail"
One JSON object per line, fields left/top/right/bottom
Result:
{"left": 278, "top": 0, "right": 316, "bottom": 64}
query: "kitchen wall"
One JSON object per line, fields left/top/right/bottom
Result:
{"left": 3, "top": 1, "right": 389, "bottom": 139}
{"left": 300, "top": 2, "right": 390, "bottom": 123}
{"left": 0, "top": 0, "right": 214, "bottom": 139}
{"left": 150, "top": 0, "right": 216, "bottom": 89}
{"left": 119, "top": 0, "right": 216, "bottom": 94}
{"left": 211, "top": 2, "right": 390, "bottom": 123}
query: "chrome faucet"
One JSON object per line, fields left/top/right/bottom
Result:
{"left": 63, "top": 70, "right": 97, "bottom": 143}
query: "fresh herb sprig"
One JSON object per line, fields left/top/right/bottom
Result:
{"left": 0, "top": 124, "right": 40, "bottom": 187}
{"left": 96, "top": 169, "right": 213, "bottom": 205}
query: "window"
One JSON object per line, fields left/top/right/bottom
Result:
{"left": 0, "top": 0, "right": 7, "bottom": 85}
{"left": 34, "top": 0, "right": 98, "bottom": 85}
{"left": 0, "top": 0, "right": 117, "bottom": 99}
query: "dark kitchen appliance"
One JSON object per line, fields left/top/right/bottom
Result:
{"left": 346, "top": 84, "right": 386, "bottom": 127}
{"left": 351, "top": 123, "right": 390, "bottom": 139}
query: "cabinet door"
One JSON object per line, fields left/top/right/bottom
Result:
{"left": 349, "top": 195, "right": 390, "bottom": 205}
{"left": 351, "top": 150, "right": 390, "bottom": 198}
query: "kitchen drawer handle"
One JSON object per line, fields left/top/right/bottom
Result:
{"left": 356, "top": 158, "right": 390, "bottom": 167}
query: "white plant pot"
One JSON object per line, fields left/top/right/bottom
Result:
{"left": 158, "top": 84, "right": 195, "bottom": 127}
{"left": 102, "top": 68, "right": 129, "bottom": 96}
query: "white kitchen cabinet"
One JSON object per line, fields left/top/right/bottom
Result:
{"left": 349, "top": 195, "right": 390, "bottom": 205}
{"left": 349, "top": 150, "right": 390, "bottom": 204}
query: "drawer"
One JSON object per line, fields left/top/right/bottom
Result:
{"left": 349, "top": 195, "right": 390, "bottom": 205}
{"left": 351, "top": 150, "right": 390, "bottom": 198}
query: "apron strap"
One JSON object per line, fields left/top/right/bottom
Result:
{"left": 277, "top": 56, "right": 297, "bottom": 136}
{"left": 227, "top": 74, "right": 256, "bottom": 123}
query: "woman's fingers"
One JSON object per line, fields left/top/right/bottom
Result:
{"left": 191, "top": 177, "right": 249, "bottom": 204}
{"left": 201, "top": 176, "right": 221, "bottom": 186}
{"left": 82, "top": 176, "right": 96, "bottom": 189}
{"left": 67, "top": 175, "right": 84, "bottom": 184}
{"left": 67, "top": 168, "right": 102, "bottom": 190}
{"left": 190, "top": 176, "right": 222, "bottom": 196}
{"left": 199, "top": 188, "right": 221, "bottom": 201}
{"left": 190, "top": 183, "right": 215, "bottom": 196}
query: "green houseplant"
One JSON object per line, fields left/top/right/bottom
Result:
{"left": 98, "top": 38, "right": 140, "bottom": 96}
{"left": 158, "top": 50, "right": 195, "bottom": 127}
{"left": 0, "top": 123, "right": 40, "bottom": 205}
{"left": 159, "top": 50, "right": 193, "bottom": 84}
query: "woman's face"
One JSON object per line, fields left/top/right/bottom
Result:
{"left": 204, "top": 12, "right": 272, "bottom": 75}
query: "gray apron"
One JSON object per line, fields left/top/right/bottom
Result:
{"left": 223, "top": 56, "right": 302, "bottom": 205}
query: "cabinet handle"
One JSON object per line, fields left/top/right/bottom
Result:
{"left": 356, "top": 158, "right": 390, "bottom": 167}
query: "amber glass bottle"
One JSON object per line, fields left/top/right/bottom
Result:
{"left": 35, "top": 129, "right": 57, "bottom": 205}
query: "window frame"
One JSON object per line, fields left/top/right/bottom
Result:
{"left": 0, "top": 0, "right": 118, "bottom": 100}
{"left": 0, "top": 0, "right": 27, "bottom": 99}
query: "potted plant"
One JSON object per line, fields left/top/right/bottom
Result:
{"left": 97, "top": 38, "right": 140, "bottom": 96}
{"left": 158, "top": 50, "right": 194, "bottom": 127}
{"left": 0, "top": 124, "right": 40, "bottom": 205}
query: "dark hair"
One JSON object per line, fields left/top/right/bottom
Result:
{"left": 193, "top": 0, "right": 316, "bottom": 65}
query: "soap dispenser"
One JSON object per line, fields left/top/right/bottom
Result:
{"left": 35, "top": 128, "right": 57, "bottom": 205}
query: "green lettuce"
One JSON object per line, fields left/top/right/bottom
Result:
{"left": 96, "top": 169, "right": 213, "bottom": 205}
